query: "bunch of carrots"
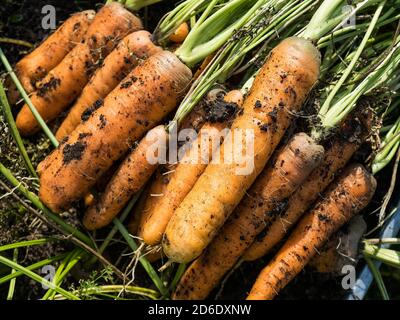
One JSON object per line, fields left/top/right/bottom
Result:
{"left": 1, "top": 0, "right": 400, "bottom": 300}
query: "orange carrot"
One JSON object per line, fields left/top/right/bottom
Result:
{"left": 127, "top": 181, "right": 153, "bottom": 235}
{"left": 308, "top": 216, "right": 366, "bottom": 274}
{"left": 55, "top": 30, "right": 162, "bottom": 141}
{"left": 163, "top": 37, "right": 321, "bottom": 263}
{"left": 172, "top": 133, "right": 324, "bottom": 300}
{"left": 193, "top": 53, "right": 215, "bottom": 80}
{"left": 7, "top": 10, "right": 95, "bottom": 105}
{"left": 83, "top": 125, "right": 168, "bottom": 230}
{"left": 137, "top": 90, "right": 242, "bottom": 245}
{"left": 169, "top": 22, "right": 190, "bottom": 43}
{"left": 247, "top": 163, "right": 376, "bottom": 300}
{"left": 243, "top": 113, "right": 372, "bottom": 261}
{"left": 16, "top": 3, "right": 143, "bottom": 136}
{"left": 38, "top": 50, "right": 192, "bottom": 213}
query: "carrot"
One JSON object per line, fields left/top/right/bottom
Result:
{"left": 38, "top": 50, "right": 192, "bottom": 213}
{"left": 308, "top": 216, "right": 366, "bottom": 274}
{"left": 16, "top": 3, "right": 143, "bottom": 136}
{"left": 247, "top": 163, "right": 376, "bottom": 300}
{"left": 163, "top": 37, "right": 321, "bottom": 263}
{"left": 193, "top": 53, "right": 215, "bottom": 80}
{"left": 137, "top": 90, "right": 242, "bottom": 246}
{"left": 55, "top": 30, "right": 162, "bottom": 141}
{"left": 172, "top": 133, "right": 324, "bottom": 300}
{"left": 169, "top": 22, "right": 190, "bottom": 44}
{"left": 243, "top": 112, "right": 372, "bottom": 261}
{"left": 127, "top": 181, "right": 153, "bottom": 235}
{"left": 6, "top": 10, "right": 95, "bottom": 105}
{"left": 83, "top": 125, "right": 168, "bottom": 230}
{"left": 126, "top": 88, "right": 222, "bottom": 237}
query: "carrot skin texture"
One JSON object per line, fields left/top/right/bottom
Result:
{"left": 7, "top": 10, "right": 95, "bottom": 105}
{"left": 163, "top": 37, "right": 321, "bottom": 263}
{"left": 38, "top": 50, "right": 192, "bottom": 213}
{"left": 137, "top": 92, "right": 243, "bottom": 246}
{"left": 55, "top": 30, "right": 162, "bottom": 141}
{"left": 247, "top": 163, "right": 376, "bottom": 300}
{"left": 172, "top": 133, "right": 324, "bottom": 300}
{"left": 169, "top": 22, "right": 190, "bottom": 43}
{"left": 16, "top": 3, "right": 143, "bottom": 136}
{"left": 83, "top": 125, "right": 168, "bottom": 230}
{"left": 243, "top": 115, "right": 371, "bottom": 261}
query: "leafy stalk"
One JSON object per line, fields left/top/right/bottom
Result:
{"left": 364, "top": 242, "right": 400, "bottom": 268}
{"left": 0, "top": 238, "right": 50, "bottom": 252}
{"left": 320, "top": 40, "right": 400, "bottom": 133}
{"left": 175, "top": 0, "right": 266, "bottom": 67}
{"left": 373, "top": 112, "right": 400, "bottom": 174}
{"left": 43, "top": 248, "right": 85, "bottom": 300}
{"left": 53, "top": 285, "right": 159, "bottom": 300}
{"left": 365, "top": 256, "right": 390, "bottom": 300}
{"left": 6, "top": 249, "right": 18, "bottom": 300}
{"left": 318, "top": 1, "right": 386, "bottom": 116}
{"left": 0, "top": 253, "right": 67, "bottom": 285}
{"left": 154, "top": 0, "right": 215, "bottom": 43}
{"left": 107, "top": 0, "right": 163, "bottom": 11}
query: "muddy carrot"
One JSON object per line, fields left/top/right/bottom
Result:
{"left": 83, "top": 125, "right": 167, "bottom": 230}
{"left": 55, "top": 30, "right": 162, "bottom": 140}
{"left": 137, "top": 90, "right": 242, "bottom": 245}
{"left": 38, "top": 50, "right": 192, "bottom": 213}
{"left": 172, "top": 133, "right": 324, "bottom": 299}
{"left": 163, "top": 37, "right": 321, "bottom": 263}
{"left": 247, "top": 163, "right": 376, "bottom": 300}
{"left": 308, "top": 215, "right": 367, "bottom": 274}
{"left": 243, "top": 112, "right": 372, "bottom": 261}
{"left": 16, "top": 3, "right": 143, "bottom": 136}
{"left": 6, "top": 10, "right": 95, "bottom": 105}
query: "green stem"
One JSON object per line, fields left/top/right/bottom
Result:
{"left": 0, "top": 37, "right": 33, "bottom": 48}
{"left": 175, "top": 0, "right": 266, "bottom": 67}
{"left": 319, "top": 1, "right": 385, "bottom": 116}
{"left": 365, "top": 256, "right": 390, "bottom": 300}
{"left": 54, "top": 285, "right": 159, "bottom": 300}
{"left": 0, "top": 82, "right": 37, "bottom": 177}
{"left": 169, "top": 263, "right": 186, "bottom": 293}
{"left": 301, "top": 0, "right": 345, "bottom": 41}
{"left": 0, "top": 47, "right": 58, "bottom": 147}
{"left": 6, "top": 249, "right": 18, "bottom": 300}
{"left": 0, "top": 254, "right": 79, "bottom": 300}
{"left": 0, "top": 239, "right": 50, "bottom": 252}
{"left": 155, "top": 0, "right": 211, "bottom": 43}
{"left": 124, "top": 0, "right": 162, "bottom": 11}
{"left": 113, "top": 218, "right": 168, "bottom": 297}
{"left": 364, "top": 242, "right": 400, "bottom": 268}
{"left": 0, "top": 253, "right": 67, "bottom": 284}
{"left": 43, "top": 249, "right": 84, "bottom": 300}
{"left": 321, "top": 40, "right": 400, "bottom": 132}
